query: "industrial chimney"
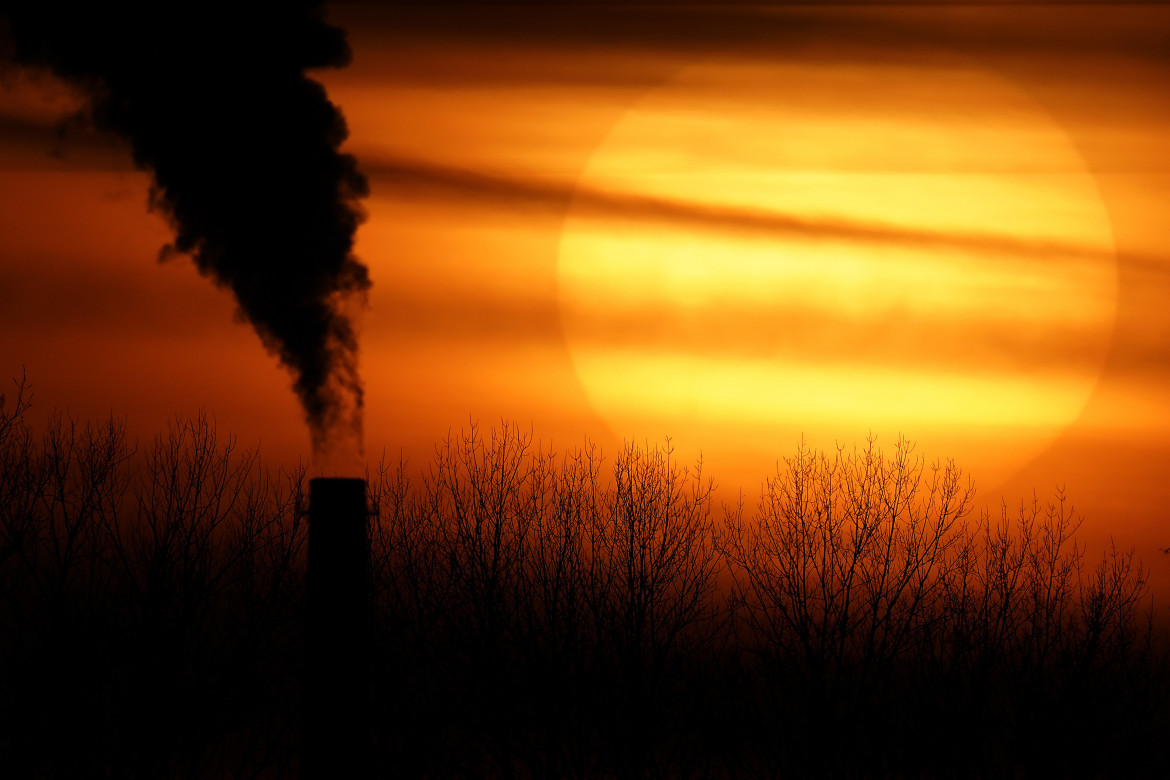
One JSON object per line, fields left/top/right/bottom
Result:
{"left": 303, "top": 477, "right": 371, "bottom": 778}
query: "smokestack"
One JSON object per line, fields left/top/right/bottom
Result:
{"left": 303, "top": 477, "right": 370, "bottom": 778}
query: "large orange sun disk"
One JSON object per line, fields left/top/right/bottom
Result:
{"left": 557, "top": 59, "right": 1118, "bottom": 493}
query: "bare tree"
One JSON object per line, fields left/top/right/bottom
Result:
{"left": 0, "top": 389, "right": 311, "bottom": 778}
{"left": 722, "top": 436, "right": 1165, "bottom": 778}
{"left": 1, "top": 382, "right": 1164, "bottom": 778}
{"left": 584, "top": 440, "right": 723, "bottom": 779}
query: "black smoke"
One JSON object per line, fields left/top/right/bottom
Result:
{"left": 0, "top": 3, "right": 370, "bottom": 455}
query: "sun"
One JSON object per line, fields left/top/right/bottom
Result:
{"left": 557, "top": 58, "right": 1117, "bottom": 491}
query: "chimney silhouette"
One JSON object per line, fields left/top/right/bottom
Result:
{"left": 303, "top": 477, "right": 371, "bottom": 778}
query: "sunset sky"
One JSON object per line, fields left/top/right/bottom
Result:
{"left": 2, "top": 3, "right": 1169, "bottom": 586}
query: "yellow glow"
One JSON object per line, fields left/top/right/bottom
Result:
{"left": 581, "top": 352, "right": 1092, "bottom": 430}
{"left": 558, "top": 60, "right": 1118, "bottom": 490}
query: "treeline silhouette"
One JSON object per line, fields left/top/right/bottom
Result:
{"left": 1, "top": 376, "right": 1166, "bottom": 778}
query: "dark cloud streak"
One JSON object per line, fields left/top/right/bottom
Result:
{"left": 370, "top": 155, "right": 1164, "bottom": 274}
{"left": 0, "top": 112, "right": 134, "bottom": 170}
{"left": 345, "top": 3, "right": 1170, "bottom": 72}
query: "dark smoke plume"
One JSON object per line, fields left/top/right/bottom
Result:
{"left": 0, "top": 3, "right": 370, "bottom": 455}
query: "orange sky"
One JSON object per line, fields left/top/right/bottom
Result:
{"left": 2, "top": 3, "right": 1169, "bottom": 589}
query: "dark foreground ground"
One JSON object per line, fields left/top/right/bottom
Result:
{"left": 2, "top": 395, "right": 1167, "bottom": 778}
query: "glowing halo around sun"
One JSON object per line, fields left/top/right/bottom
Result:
{"left": 556, "top": 59, "right": 1118, "bottom": 492}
